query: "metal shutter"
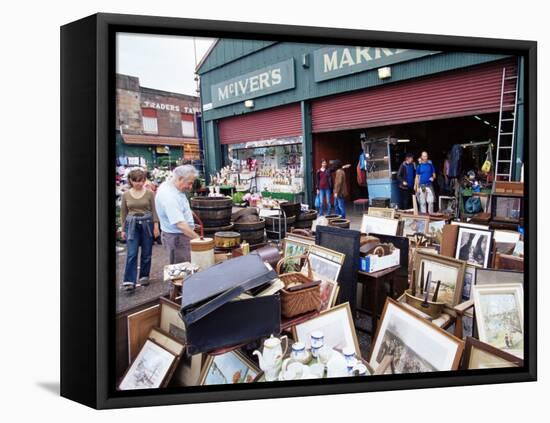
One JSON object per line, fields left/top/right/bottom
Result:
{"left": 218, "top": 103, "right": 302, "bottom": 145}
{"left": 311, "top": 58, "right": 517, "bottom": 133}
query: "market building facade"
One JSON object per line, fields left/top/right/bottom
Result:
{"left": 196, "top": 40, "right": 524, "bottom": 205}
{"left": 116, "top": 73, "right": 202, "bottom": 168}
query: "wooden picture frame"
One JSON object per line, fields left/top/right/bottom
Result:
{"left": 367, "top": 207, "right": 396, "bottom": 220}
{"left": 455, "top": 226, "right": 494, "bottom": 268}
{"left": 360, "top": 214, "right": 399, "bottom": 236}
{"left": 369, "top": 298, "right": 464, "bottom": 372}
{"left": 281, "top": 238, "right": 311, "bottom": 272}
{"left": 401, "top": 215, "right": 430, "bottom": 237}
{"left": 412, "top": 252, "right": 466, "bottom": 307}
{"left": 198, "top": 350, "right": 260, "bottom": 385}
{"left": 319, "top": 279, "right": 340, "bottom": 312}
{"left": 118, "top": 339, "right": 178, "bottom": 390}
{"left": 427, "top": 219, "right": 446, "bottom": 245}
{"left": 303, "top": 244, "right": 345, "bottom": 282}
{"left": 292, "top": 302, "right": 361, "bottom": 358}
{"left": 159, "top": 297, "right": 186, "bottom": 342}
{"left": 475, "top": 268, "right": 524, "bottom": 286}
{"left": 461, "top": 337, "right": 524, "bottom": 370}
{"left": 127, "top": 304, "right": 160, "bottom": 362}
{"left": 472, "top": 283, "right": 524, "bottom": 358}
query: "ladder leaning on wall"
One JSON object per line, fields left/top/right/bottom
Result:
{"left": 493, "top": 67, "right": 519, "bottom": 182}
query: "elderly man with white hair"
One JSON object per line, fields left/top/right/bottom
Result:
{"left": 155, "top": 165, "right": 200, "bottom": 264}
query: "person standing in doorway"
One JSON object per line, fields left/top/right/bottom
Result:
{"left": 397, "top": 153, "right": 416, "bottom": 210}
{"left": 414, "top": 151, "right": 436, "bottom": 214}
{"left": 155, "top": 165, "right": 200, "bottom": 264}
{"left": 120, "top": 168, "right": 160, "bottom": 290}
{"left": 316, "top": 159, "right": 333, "bottom": 216}
{"left": 333, "top": 160, "right": 348, "bottom": 218}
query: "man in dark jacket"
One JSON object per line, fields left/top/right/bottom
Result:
{"left": 397, "top": 153, "right": 416, "bottom": 210}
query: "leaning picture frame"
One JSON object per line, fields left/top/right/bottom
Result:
{"left": 461, "top": 336, "right": 524, "bottom": 370}
{"left": 455, "top": 226, "right": 494, "bottom": 268}
{"left": 472, "top": 283, "right": 524, "bottom": 358}
{"left": 198, "top": 350, "right": 260, "bottom": 386}
{"left": 367, "top": 207, "right": 396, "bottom": 220}
{"left": 60, "top": 13, "right": 536, "bottom": 409}
{"left": 369, "top": 298, "right": 464, "bottom": 372}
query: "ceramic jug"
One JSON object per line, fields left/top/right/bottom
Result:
{"left": 253, "top": 335, "right": 288, "bottom": 381}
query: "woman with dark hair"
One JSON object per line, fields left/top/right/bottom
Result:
{"left": 120, "top": 168, "right": 160, "bottom": 290}
{"left": 316, "top": 158, "right": 333, "bottom": 216}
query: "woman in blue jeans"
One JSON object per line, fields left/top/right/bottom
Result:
{"left": 120, "top": 169, "right": 160, "bottom": 290}
{"left": 316, "top": 159, "right": 333, "bottom": 216}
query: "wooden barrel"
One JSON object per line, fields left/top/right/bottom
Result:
{"left": 202, "top": 223, "right": 234, "bottom": 236}
{"left": 233, "top": 218, "right": 266, "bottom": 246}
{"left": 328, "top": 218, "right": 350, "bottom": 229}
{"left": 190, "top": 196, "right": 233, "bottom": 228}
{"left": 280, "top": 202, "right": 302, "bottom": 219}
{"left": 293, "top": 210, "right": 318, "bottom": 229}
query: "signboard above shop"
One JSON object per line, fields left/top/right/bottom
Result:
{"left": 211, "top": 59, "right": 295, "bottom": 108}
{"left": 313, "top": 46, "right": 439, "bottom": 82}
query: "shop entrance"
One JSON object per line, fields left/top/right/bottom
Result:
{"left": 313, "top": 112, "right": 499, "bottom": 206}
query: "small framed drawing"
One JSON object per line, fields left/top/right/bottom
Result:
{"left": 401, "top": 215, "right": 430, "bottom": 237}
{"left": 412, "top": 252, "right": 466, "bottom": 307}
{"left": 319, "top": 279, "right": 339, "bottom": 312}
{"left": 303, "top": 244, "right": 345, "bottom": 282}
{"left": 461, "top": 265, "right": 477, "bottom": 301}
{"left": 461, "top": 337, "right": 524, "bottom": 370}
{"left": 148, "top": 327, "right": 186, "bottom": 357}
{"left": 360, "top": 214, "right": 399, "bottom": 236}
{"left": 367, "top": 207, "right": 396, "bottom": 219}
{"left": 455, "top": 226, "right": 493, "bottom": 268}
{"left": 282, "top": 238, "right": 311, "bottom": 272}
{"left": 199, "top": 350, "right": 260, "bottom": 385}
{"left": 118, "top": 339, "right": 178, "bottom": 390}
{"left": 427, "top": 219, "right": 446, "bottom": 245}
{"left": 293, "top": 302, "right": 360, "bottom": 358}
{"left": 369, "top": 298, "right": 464, "bottom": 372}
{"left": 472, "top": 283, "right": 524, "bottom": 358}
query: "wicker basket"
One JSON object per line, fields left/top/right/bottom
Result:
{"left": 276, "top": 255, "right": 321, "bottom": 318}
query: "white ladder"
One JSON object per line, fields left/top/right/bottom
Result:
{"left": 494, "top": 67, "right": 519, "bottom": 182}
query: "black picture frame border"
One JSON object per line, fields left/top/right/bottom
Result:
{"left": 61, "top": 12, "right": 537, "bottom": 409}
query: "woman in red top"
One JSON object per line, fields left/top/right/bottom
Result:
{"left": 316, "top": 159, "right": 333, "bottom": 216}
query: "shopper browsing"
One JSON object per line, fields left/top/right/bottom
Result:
{"left": 316, "top": 159, "right": 333, "bottom": 216}
{"left": 333, "top": 160, "right": 349, "bottom": 218}
{"left": 120, "top": 168, "right": 160, "bottom": 290}
{"left": 155, "top": 165, "right": 200, "bottom": 265}
{"left": 397, "top": 153, "right": 416, "bottom": 210}
{"left": 414, "top": 151, "right": 436, "bottom": 214}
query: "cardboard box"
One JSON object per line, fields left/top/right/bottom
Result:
{"left": 359, "top": 248, "right": 400, "bottom": 273}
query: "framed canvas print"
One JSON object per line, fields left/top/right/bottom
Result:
{"left": 293, "top": 303, "right": 361, "bottom": 358}
{"left": 367, "top": 207, "right": 396, "bottom": 219}
{"left": 412, "top": 252, "right": 466, "bottom": 307}
{"left": 369, "top": 299, "right": 464, "bottom": 373}
{"left": 61, "top": 13, "right": 536, "bottom": 409}
{"left": 199, "top": 351, "right": 259, "bottom": 385}
{"left": 401, "top": 215, "right": 430, "bottom": 237}
{"left": 455, "top": 226, "right": 494, "bottom": 268}
{"left": 360, "top": 214, "right": 399, "bottom": 236}
{"left": 281, "top": 237, "right": 311, "bottom": 272}
{"left": 118, "top": 340, "right": 178, "bottom": 390}
{"left": 472, "top": 283, "right": 524, "bottom": 358}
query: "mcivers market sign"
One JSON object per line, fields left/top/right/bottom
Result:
{"left": 313, "top": 46, "right": 438, "bottom": 82}
{"left": 210, "top": 59, "right": 295, "bottom": 108}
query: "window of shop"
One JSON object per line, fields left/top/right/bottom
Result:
{"left": 142, "top": 108, "right": 158, "bottom": 134}
{"left": 181, "top": 113, "right": 195, "bottom": 137}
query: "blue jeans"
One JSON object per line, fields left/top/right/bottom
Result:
{"left": 123, "top": 220, "right": 154, "bottom": 284}
{"left": 334, "top": 196, "right": 346, "bottom": 218}
{"left": 318, "top": 188, "right": 332, "bottom": 216}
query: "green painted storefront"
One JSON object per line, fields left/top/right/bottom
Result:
{"left": 197, "top": 40, "right": 525, "bottom": 204}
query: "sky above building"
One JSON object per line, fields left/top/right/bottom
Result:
{"left": 116, "top": 33, "right": 215, "bottom": 96}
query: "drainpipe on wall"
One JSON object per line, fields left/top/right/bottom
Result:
{"left": 301, "top": 100, "right": 314, "bottom": 207}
